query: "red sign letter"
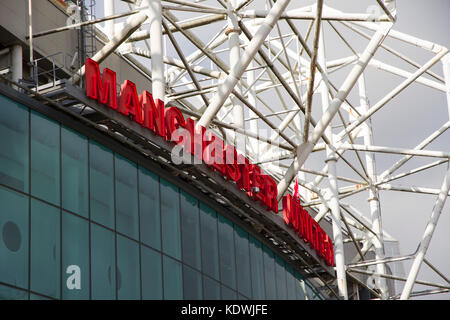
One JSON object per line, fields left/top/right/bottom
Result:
{"left": 164, "top": 107, "right": 185, "bottom": 142}
{"left": 85, "top": 58, "right": 117, "bottom": 109}
{"left": 263, "top": 176, "right": 278, "bottom": 213}
{"left": 282, "top": 195, "right": 294, "bottom": 226}
{"left": 224, "top": 145, "right": 241, "bottom": 182}
{"left": 118, "top": 80, "right": 142, "bottom": 124}
{"left": 139, "top": 90, "right": 165, "bottom": 137}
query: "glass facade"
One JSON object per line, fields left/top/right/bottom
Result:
{"left": 0, "top": 93, "right": 322, "bottom": 300}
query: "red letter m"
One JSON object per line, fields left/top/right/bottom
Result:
{"left": 85, "top": 58, "right": 117, "bottom": 109}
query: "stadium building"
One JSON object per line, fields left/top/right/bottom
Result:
{"left": 0, "top": 0, "right": 449, "bottom": 300}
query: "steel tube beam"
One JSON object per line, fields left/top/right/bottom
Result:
{"left": 104, "top": 0, "right": 115, "bottom": 40}
{"left": 144, "top": 0, "right": 165, "bottom": 100}
{"left": 162, "top": 18, "right": 208, "bottom": 106}
{"left": 317, "top": 27, "right": 347, "bottom": 300}
{"left": 340, "top": 21, "right": 445, "bottom": 83}
{"left": 28, "top": 6, "right": 147, "bottom": 39}
{"left": 400, "top": 165, "right": 450, "bottom": 299}
{"left": 175, "top": 105, "right": 293, "bottom": 151}
{"left": 231, "top": 90, "right": 296, "bottom": 147}
{"left": 392, "top": 288, "right": 450, "bottom": 300}
{"left": 163, "top": 12, "right": 230, "bottom": 77}
{"left": 378, "top": 121, "right": 450, "bottom": 182}
{"left": 424, "top": 258, "right": 450, "bottom": 285}
{"left": 247, "top": 60, "right": 259, "bottom": 159}
{"left": 11, "top": 45, "right": 22, "bottom": 87}
{"left": 375, "top": 0, "right": 396, "bottom": 22}
{"left": 240, "top": 10, "right": 391, "bottom": 22}
{"left": 197, "top": 0, "right": 291, "bottom": 128}
{"left": 350, "top": 20, "right": 439, "bottom": 53}
{"left": 303, "top": 0, "right": 323, "bottom": 143}
{"left": 347, "top": 254, "right": 415, "bottom": 269}
{"left": 377, "top": 183, "right": 450, "bottom": 197}
{"left": 443, "top": 53, "right": 450, "bottom": 119}
{"left": 127, "top": 14, "right": 226, "bottom": 42}
{"left": 337, "top": 48, "right": 449, "bottom": 142}
{"left": 277, "top": 24, "right": 391, "bottom": 200}
{"left": 358, "top": 74, "right": 389, "bottom": 299}
{"left": 71, "top": 11, "right": 148, "bottom": 84}
{"left": 368, "top": 58, "right": 446, "bottom": 92}
{"left": 227, "top": 0, "right": 245, "bottom": 154}
{"left": 379, "top": 159, "right": 448, "bottom": 185}
{"left": 131, "top": 48, "right": 224, "bottom": 79}
{"left": 349, "top": 268, "right": 450, "bottom": 291}
{"left": 28, "top": 0, "right": 33, "bottom": 76}
{"left": 338, "top": 142, "right": 450, "bottom": 159}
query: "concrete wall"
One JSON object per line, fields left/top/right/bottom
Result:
{"left": 0, "top": 0, "right": 153, "bottom": 93}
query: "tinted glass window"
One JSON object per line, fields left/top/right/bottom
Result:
{"left": 0, "top": 186, "right": 28, "bottom": 289}
{"left": 203, "top": 275, "right": 220, "bottom": 300}
{"left": 91, "top": 223, "right": 116, "bottom": 299}
{"left": 29, "top": 293, "right": 51, "bottom": 300}
{"left": 0, "top": 95, "right": 28, "bottom": 192}
{"left": 30, "top": 111, "right": 60, "bottom": 205}
{"left": 141, "top": 245, "right": 162, "bottom": 299}
{"left": 180, "top": 191, "right": 201, "bottom": 270}
{"left": 234, "top": 225, "right": 251, "bottom": 298}
{"left": 62, "top": 211, "right": 89, "bottom": 299}
{"left": 249, "top": 236, "right": 265, "bottom": 299}
{"left": 89, "top": 141, "right": 114, "bottom": 229}
{"left": 117, "top": 235, "right": 140, "bottom": 299}
{"left": 115, "top": 154, "right": 138, "bottom": 239}
{"left": 199, "top": 203, "right": 219, "bottom": 280}
{"left": 0, "top": 284, "right": 27, "bottom": 300}
{"left": 183, "top": 265, "right": 202, "bottom": 300}
{"left": 61, "top": 126, "right": 88, "bottom": 217}
{"left": 221, "top": 285, "right": 237, "bottom": 300}
{"left": 163, "top": 255, "right": 182, "bottom": 300}
{"left": 30, "top": 199, "right": 60, "bottom": 299}
{"left": 218, "top": 215, "right": 236, "bottom": 290}
{"left": 263, "top": 245, "right": 276, "bottom": 299}
{"left": 275, "top": 255, "right": 287, "bottom": 300}
{"left": 286, "top": 264, "right": 297, "bottom": 300}
{"left": 295, "top": 272, "right": 306, "bottom": 300}
{"left": 160, "top": 178, "right": 181, "bottom": 260}
{"left": 138, "top": 167, "right": 161, "bottom": 250}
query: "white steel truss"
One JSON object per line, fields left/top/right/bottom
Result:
{"left": 24, "top": 0, "right": 450, "bottom": 300}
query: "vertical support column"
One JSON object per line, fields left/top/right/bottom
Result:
{"left": 144, "top": 0, "right": 165, "bottom": 100}
{"left": 104, "top": 0, "right": 115, "bottom": 40}
{"left": 442, "top": 53, "right": 450, "bottom": 119}
{"left": 358, "top": 74, "right": 389, "bottom": 299}
{"left": 400, "top": 165, "right": 450, "bottom": 300}
{"left": 317, "top": 28, "right": 348, "bottom": 300}
{"left": 227, "top": 0, "right": 245, "bottom": 154}
{"left": 247, "top": 60, "right": 259, "bottom": 159}
{"left": 28, "top": 0, "right": 34, "bottom": 79}
{"left": 11, "top": 45, "right": 23, "bottom": 87}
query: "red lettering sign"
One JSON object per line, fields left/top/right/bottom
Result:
{"left": 84, "top": 58, "right": 279, "bottom": 213}
{"left": 84, "top": 58, "right": 334, "bottom": 263}
{"left": 282, "top": 194, "right": 334, "bottom": 266}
